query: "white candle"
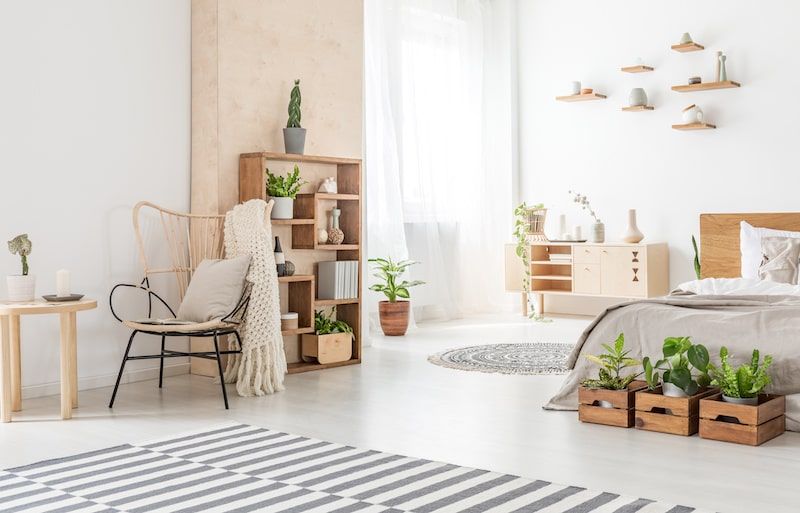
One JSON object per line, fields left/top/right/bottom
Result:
{"left": 573, "top": 226, "right": 582, "bottom": 240}
{"left": 56, "top": 269, "right": 70, "bottom": 298}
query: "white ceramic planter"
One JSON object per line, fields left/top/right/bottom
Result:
{"left": 722, "top": 394, "right": 759, "bottom": 406}
{"left": 628, "top": 88, "right": 647, "bottom": 107}
{"left": 6, "top": 275, "right": 36, "bottom": 302}
{"left": 662, "top": 382, "right": 688, "bottom": 397}
{"left": 270, "top": 197, "right": 295, "bottom": 219}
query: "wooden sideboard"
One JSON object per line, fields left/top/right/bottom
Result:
{"left": 504, "top": 242, "right": 669, "bottom": 315}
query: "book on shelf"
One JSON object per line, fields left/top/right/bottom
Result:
{"left": 318, "top": 260, "right": 359, "bottom": 300}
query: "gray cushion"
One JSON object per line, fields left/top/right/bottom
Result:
{"left": 758, "top": 237, "right": 800, "bottom": 284}
{"left": 177, "top": 255, "right": 251, "bottom": 322}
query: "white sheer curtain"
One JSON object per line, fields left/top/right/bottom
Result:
{"left": 365, "top": 0, "right": 516, "bottom": 328}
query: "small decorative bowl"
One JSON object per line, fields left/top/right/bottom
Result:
{"left": 580, "top": 88, "right": 593, "bottom": 95}
{"left": 43, "top": 294, "right": 85, "bottom": 303}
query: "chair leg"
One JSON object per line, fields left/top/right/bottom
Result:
{"left": 109, "top": 331, "right": 138, "bottom": 408}
{"left": 158, "top": 335, "right": 166, "bottom": 388}
{"left": 213, "top": 333, "right": 229, "bottom": 410}
{"left": 232, "top": 331, "right": 243, "bottom": 351}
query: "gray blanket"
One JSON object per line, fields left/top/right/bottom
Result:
{"left": 544, "top": 294, "right": 800, "bottom": 431}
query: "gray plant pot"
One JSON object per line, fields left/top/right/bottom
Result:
{"left": 662, "top": 382, "right": 688, "bottom": 397}
{"left": 270, "top": 197, "right": 294, "bottom": 219}
{"left": 283, "top": 127, "right": 306, "bottom": 155}
{"left": 722, "top": 395, "right": 759, "bottom": 406}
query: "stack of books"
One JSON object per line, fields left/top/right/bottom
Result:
{"left": 318, "top": 261, "right": 359, "bottom": 300}
{"left": 548, "top": 253, "right": 573, "bottom": 263}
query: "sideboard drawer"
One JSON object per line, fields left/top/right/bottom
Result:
{"left": 574, "top": 264, "right": 601, "bottom": 295}
{"left": 573, "top": 245, "right": 600, "bottom": 264}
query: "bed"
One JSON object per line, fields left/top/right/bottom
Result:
{"left": 545, "top": 213, "right": 800, "bottom": 432}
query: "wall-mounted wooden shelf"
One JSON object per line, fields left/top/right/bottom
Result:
{"left": 671, "top": 42, "right": 704, "bottom": 52}
{"left": 671, "top": 80, "right": 740, "bottom": 93}
{"left": 556, "top": 92, "right": 607, "bottom": 102}
{"left": 621, "top": 65, "right": 654, "bottom": 73}
{"left": 672, "top": 122, "right": 716, "bottom": 131}
{"left": 622, "top": 105, "right": 654, "bottom": 112}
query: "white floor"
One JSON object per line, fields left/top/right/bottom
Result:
{"left": 1, "top": 314, "right": 797, "bottom": 513}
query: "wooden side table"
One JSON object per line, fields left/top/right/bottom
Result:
{"left": 0, "top": 299, "right": 97, "bottom": 422}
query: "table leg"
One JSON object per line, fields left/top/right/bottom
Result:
{"left": 59, "top": 313, "right": 72, "bottom": 420}
{"left": 10, "top": 314, "right": 21, "bottom": 412}
{"left": 521, "top": 292, "right": 528, "bottom": 317}
{"left": 0, "top": 315, "right": 11, "bottom": 423}
{"left": 69, "top": 312, "right": 77, "bottom": 408}
{"left": 536, "top": 293, "right": 545, "bottom": 316}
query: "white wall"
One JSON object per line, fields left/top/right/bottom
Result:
{"left": 0, "top": 1, "right": 191, "bottom": 397}
{"left": 518, "top": 0, "right": 800, "bottom": 286}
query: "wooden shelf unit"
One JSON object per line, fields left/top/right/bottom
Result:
{"left": 621, "top": 65, "right": 654, "bottom": 73}
{"left": 671, "top": 42, "right": 704, "bottom": 52}
{"left": 240, "top": 152, "right": 362, "bottom": 374}
{"left": 671, "top": 80, "right": 740, "bottom": 93}
{"left": 556, "top": 92, "right": 607, "bottom": 102}
{"left": 672, "top": 122, "right": 716, "bottom": 131}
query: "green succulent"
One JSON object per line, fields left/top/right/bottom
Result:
{"left": 287, "top": 79, "right": 302, "bottom": 128}
{"left": 7, "top": 233, "right": 32, "bottom": 276}
{"left": 708, "top": 347, "right": 772, "bottom": 399}
{"left": 643, "top": 336, "right": 710, "bottom": 395}
{"left": 266, "top": 165, "right": 307, "bottom": 199}
{"left": 581, "top": 333, "right": 642, "bottom": 390}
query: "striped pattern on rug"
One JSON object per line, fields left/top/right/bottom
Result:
{"left": 1, "top": 423, "right": 706, "bottom": 513}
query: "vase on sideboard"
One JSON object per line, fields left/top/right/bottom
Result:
{"left": 591, "top": 221, "right": 605, "bottom": 243}
{"left": 621, "top": 209, "right": 644, "bottom": 243}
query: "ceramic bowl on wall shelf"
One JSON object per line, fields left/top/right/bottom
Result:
{"left": 682, "top": 104, "right": 703, "bottom": 124}
{"left": 580, "top": 88, "right": 593, "bottom": 95}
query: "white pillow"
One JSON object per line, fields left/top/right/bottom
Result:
{"left": 177, "top": 255, "right": 251, "bottom": 322}
{"left": 740, "top": 221, "right": 800, "bottom": 279}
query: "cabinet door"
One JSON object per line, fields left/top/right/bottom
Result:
{"left": 600, "top": 247, "right": 647, "bottom": 297}
{"left": 574, "top": 264, "right": 601, "bottom": 295}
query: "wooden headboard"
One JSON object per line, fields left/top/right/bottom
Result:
{"left": 699, "top": 213, "right": 800, "bottom": 278}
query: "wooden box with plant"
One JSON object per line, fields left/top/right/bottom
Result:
{"left": 267, "top": 164, "right": 307, "bottom": 219}
{"left": 301, "top": 308, "right": 354, "bottom": 365}
{"left": 368, "top": 257, "right": 424, "bottom": 336}
{"left": 7, "top": 234, "right": 35, "bottom": 302}
{"left": 578, "top": 333, "right": 648, "bottom": 428}
{"left": 635, "top": 336, "right": 718, "bottom": 435}
{"left": 699, "top": 347, "right": 784, "bottom": 445}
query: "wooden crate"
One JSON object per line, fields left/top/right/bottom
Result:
{"left": 634, "top": 386, "right": 718, "bottom": 436}
{"left": 301, "top": 333, "right": 353, "bottom": 365}
{"left": 699, "top": 393, "right": 785, "bottom": 446}
{"left": 578, "top": 380, "right": 648, "bottom": 428}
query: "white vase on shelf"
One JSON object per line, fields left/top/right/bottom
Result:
{"left": 621, "top": 209, "right": 644, "bottom": 243}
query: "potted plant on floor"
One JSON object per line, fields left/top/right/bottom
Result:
{"left": 283, "top": 79, "right": 306, "bottom": 154}
{"left": 368, "top": 257, "right": 424, "bottom": 336}
{"left": 708, "top": 347, "right": 773, "bottom": 405}
{"left": 578, "top": 333, "right": 647, "bottom": 427}
{"left": 266, "top": 164, "right": 307, "bottom": 219}
{"left": 6, "top": 234, "right": 35, "bottom": 302}
{"left": 301, "top": 308, "right": 354, "bottom": 364}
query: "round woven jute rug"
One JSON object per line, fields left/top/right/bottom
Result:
{"left": 427, "top": 342, "right": 573, "bottom": 375}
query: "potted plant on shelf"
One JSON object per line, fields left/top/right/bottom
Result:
{"left": 368, "top": 257, "right": 424, "bottom": 336}
{"left": 301, "top": 308, "right": 354, "bottom": 364}
{"left": 266, "top": 164, "right": 307, "bottom": 219}
{"left": 283, "top": 79, "right": 306, "bottom": 155}
{"left": 6, "top": 234, "right": 35, "bottom": 302}
{"left": 578, "top": 333, "right": 647, "bottom": 427}
{"left": 643, "top": 336, "right": 711, "bottom": 397}
{"left": 708, "top": 347, "right": 773, "bottom": 405}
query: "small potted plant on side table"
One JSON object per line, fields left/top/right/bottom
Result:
{"left": 267, "top": 164, "right": 307, "bottom": 220}
{"left": 368, "top": 257, "right": 424, "bottom": 336}
{"left": 301, "top": 308, "right": 354, "bottom": 364}
{"left": 578, "top": 333, "right": 647, "bottom": 428}
{"left": 636, "top": 336, "right": 718, "bottom": 435}
{"left": 6, "top": 234, "right": 35, "bottom": 302}
{"left": 699, "top": 347, "right": 784, "bottom": 445}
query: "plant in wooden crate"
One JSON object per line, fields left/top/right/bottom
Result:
{"left": 578, "top": 333, "right": 647, "bottom": 427}
{"left": 301, "top": 308, "right": 354, "bottom": 365}
{"left": 512, "top": 202, "right": 550, "bottom": 322}
{"left": 700, "top": 347, "right": 784, "bottom": 445}
{"left": 368, "top": 257, "right": 424, "bottom": 336}
{"left": 6, "top": 233, "right": 35, "bottom": 302}
{"left": 637, "top": 337, "right": 717, "bottom": 435}
{"left": 266, "top": 164, "right": 307, "bottom": 219}
{"left": 283, "top": 79, "right": 306, "bottom": 154}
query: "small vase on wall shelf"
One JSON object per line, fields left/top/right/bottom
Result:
{"left": 621, "top": 210, "right": 644, "bottom": 243}
{"left": 327, "top": 208, "right": 345, "bottom": 245}
{"left": 719, "top": 54, "right": 728, "bottom": 81}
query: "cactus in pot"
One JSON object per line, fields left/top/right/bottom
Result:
{"left": 283, "top": 79, "right": 307, "bottom": 154}
{"left": 6, "top": 234, "right": 36, "bottom": 301}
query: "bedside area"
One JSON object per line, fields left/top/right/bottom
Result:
{"left": 504, "top": 242, "right": 669, "bottom": 315}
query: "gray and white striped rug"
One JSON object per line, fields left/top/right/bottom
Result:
{"left": 1, "top": 423, "right": 704, "bottom": 512}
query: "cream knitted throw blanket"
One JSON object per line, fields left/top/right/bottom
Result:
{"left": 223, "top": 199, "right": 286, "bottom": 396}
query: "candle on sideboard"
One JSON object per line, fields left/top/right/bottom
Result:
{"left": 56, "top": 269, "right": 70, "bottom": 298}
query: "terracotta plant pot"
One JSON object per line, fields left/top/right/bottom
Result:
{"left": 378, "top": 300, "right": 410, "bottom": 336}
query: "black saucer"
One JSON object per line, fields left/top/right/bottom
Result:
{"left": 42, "top": 294, "right": 85, "bottom": 302}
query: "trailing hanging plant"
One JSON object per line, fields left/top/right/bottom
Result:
{"left": 7, "top": 234, "right": 32, "bottom": 276}
{"left": 314, "top": 308, "right": 354, "bottom": 339}
{"left": 287, "top": 79, "right": 302, "bottom": 128}
{"left": 266, "top": 164, "right": 307, "bottom": 199}
{"left": 691, "top": 235, "right": 701, "bottom": 279}
{"left": 513, "top": 202, "right": 550, "bottom": 322}
{"left": 368, "top": 257, "right": 424, "bottom": 302}
{"left": 581, "top": 333, "right": 641, "bottom": 390}
{"left": 708, "top": 347, "right": 773, "bottom": 399}
{"left": 643, "top": 336, "right": 711, "bottom": 395}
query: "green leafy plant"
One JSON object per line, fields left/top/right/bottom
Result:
{"left": 708, "top": 347, "right": 773, "bottom": 399}
{"left": 643, "top": 336, "right": 710, "bottom": 395}
{"left": 691, "top": 235, "right": 701, "bottom": 279}
{"left": 368, "top": 257, "right": 424, "bottom": 302}
{"left": 513, "top": 202, "right": 550, "bottom": 322}
{"left": 266, "top": 164, "right": 307, "bottom": 198}
{"left": 7, "top": 234, "right": 32, "bottom": 276}
{"left": 287, "top": 79, "right": 302, "bottom": 128}
{"left": 314, "top": 308, "right": 354, "bottom": 339}
{"left": 581, "top": 333, "right": 641, "bottom": 390}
